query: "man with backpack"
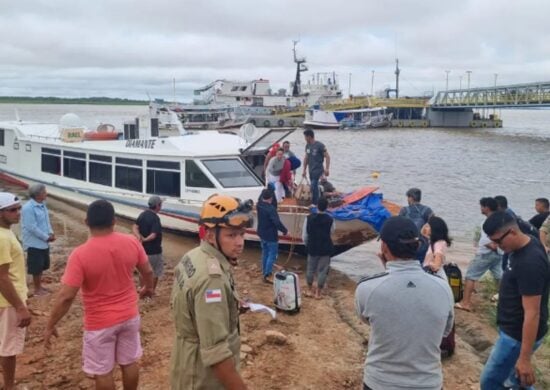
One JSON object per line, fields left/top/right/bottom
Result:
{"left": 355, "top": 216, "right": 454, "bottom": 390}
{"left": 399, "top": 188, "right": 434, "bottom": 262}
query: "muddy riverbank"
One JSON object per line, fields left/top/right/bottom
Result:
{"left": 4, "top": 195, "right": 550, "bottom": 389}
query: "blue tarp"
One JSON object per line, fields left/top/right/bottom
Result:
{"left": 328, "top": 193, "right": 391, "bottom": 232}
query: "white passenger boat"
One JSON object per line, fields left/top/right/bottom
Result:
{"left": 0, "top": 114, "right": 390, "bottom": 255}
{"left": 304, "top": 107, "right": 393, "bottom": 129}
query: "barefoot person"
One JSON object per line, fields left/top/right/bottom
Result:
{"left": 303, "top": 197, "right": 334, "bottom": 298}
{"left": 170, "top": 195, "right": 252, "bottom": 389}
{"left": 480, "top": 211, "right": 550, "bottom": 389}
{"left": 0, "top": 193, "right": 31, "bottom": 390}
{"left": 21, "top": 184, "right": 55, "bottom": 296}
{"left": 44, "top": 200, "right": 154, "bottom": 390}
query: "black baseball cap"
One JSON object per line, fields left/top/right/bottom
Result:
{"left": 378, "top": 216, "right": 420, "bottom": 244}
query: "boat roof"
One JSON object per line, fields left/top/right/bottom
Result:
{"left": 334, "top": 107, "right": 388, "bottom": 113}
{"left": 0, "top": 120, "right": 251, "bottom": 158}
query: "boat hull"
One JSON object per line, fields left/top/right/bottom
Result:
{"left": 0, "top": 171, "right": 379, "bottom": 256}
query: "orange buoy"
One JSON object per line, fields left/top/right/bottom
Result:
{"left": 84, "top": 124, "right": 119, "bottom": 141}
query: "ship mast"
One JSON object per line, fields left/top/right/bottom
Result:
{"left": 292, "top": 40, "right": 308, "bottom": 97}
{"left": 395, "top": 58, "right": 400, "bottom": 98}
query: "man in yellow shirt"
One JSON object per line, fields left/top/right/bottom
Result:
{"left": 0, "top": 192, "right": 31, "bottom": 390}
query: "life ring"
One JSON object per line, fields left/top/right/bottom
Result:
{"left": 290, "top": 119, "right": 297, "bottom": 126}
{"left": 496, "top": 121, "right": 502, "bottom": 128}
{"left": 277, "top": 119, "right": 285, "bottom": 127}
{"left": 422, "top": 121, "right": 428, "bottom": 128}
{"left": 470, "top": 121, "right": 477, "bottom": 128}
{"left": 397, "top": 121, "right": 404, "bottom": 128}
{"left": 263, "top": 120, "right": 271, "bottom": 127}
{"left": 201, "top": 123, "right": 208, "bottom": 130}
{"left": 409, "top": 121, "right": 415, "bottom": 127}
{"left": 249, "top": 119, "right": 256, "bottom": 126}
{"left": 482, "top": 122, "right": 487, "bottom": 128}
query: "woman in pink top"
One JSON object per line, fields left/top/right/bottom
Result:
{"left": 422, "top": 216, "right": 452, "bottom": 280}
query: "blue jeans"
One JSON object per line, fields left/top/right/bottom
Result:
{"left": 480, "top": 330, "right": 543, "bottom": 390}
{"left": 310, "top": 175, "right": 320, "bottom": 205}
{"left": 260, "top": 240, "right": 278, "bottom": 278}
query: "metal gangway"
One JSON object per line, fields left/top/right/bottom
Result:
{"left": 431, "top": 81, "right": 550, "bottom": 109}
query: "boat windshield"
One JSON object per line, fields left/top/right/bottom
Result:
{"left": 202, "top": 158, "right": 262, "bottom": 188}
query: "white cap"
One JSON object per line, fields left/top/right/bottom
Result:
{"left": 0, "top": 192, "right": 20, "bottom": 210}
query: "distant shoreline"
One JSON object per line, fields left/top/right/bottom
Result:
{"left": 0, "top": 97, "right": 148, "bottom": 105}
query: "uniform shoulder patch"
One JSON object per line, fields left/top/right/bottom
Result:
{"left": 182, "top": 255, "right": 196, "bottom": 278}
{"left": 205, "top": 289, "right": 222, "bottom": 303}
{"left": 206, "top": 257, "right": 223, "bottom": 277}
{"left": 357, "top": 271, "right": 389, "bottom": 285}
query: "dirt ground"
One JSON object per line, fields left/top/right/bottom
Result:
{"left": 7, "top": 198, "right": 550, "bottom": 389}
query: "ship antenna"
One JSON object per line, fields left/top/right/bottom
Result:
{"left": 292, "top": 40, "right": 308, "bottom": 97}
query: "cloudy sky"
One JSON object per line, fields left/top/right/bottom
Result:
{"left": 1, "top": 0, "right": 548, "bottom": 101}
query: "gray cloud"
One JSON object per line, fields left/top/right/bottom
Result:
{"left": 0, "top": 0, "right": 548, "bottom": 100}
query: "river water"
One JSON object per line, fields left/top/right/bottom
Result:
{"left": 1, "top": 103, "right": 549, "bottom": 279}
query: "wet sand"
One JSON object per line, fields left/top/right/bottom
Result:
{"left": 5, "top": 195, "right": 550, "bottom": 389}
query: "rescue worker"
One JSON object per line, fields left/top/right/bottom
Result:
{"left": 170, "top": 195, "right": 253, "bottom": 390}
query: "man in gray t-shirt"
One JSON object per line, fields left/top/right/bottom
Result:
{"left": 355, "top": 216, "right": 454, "bottom": 390}
{"left": 302, "top": 129, "right": 330, "bottom": 206}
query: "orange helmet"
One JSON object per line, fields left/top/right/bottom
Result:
{"left": 199, "top": 195, "right": 254, "bottom": 229}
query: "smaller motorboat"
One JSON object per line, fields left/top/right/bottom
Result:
{"left": 84, "top": 124, "right": 119, "bottom": 141}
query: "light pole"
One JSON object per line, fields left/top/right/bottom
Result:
{"left": 348, "top": 72, "right": 352, "bottom": 99}
{"left": 371, "top": 70, "right": 375, "bottom": 96}
{"left": 493, "top": 73, "right": 498, "bottom": 115}
{"left": 445, "top": 70, "right": 450, "bottom": 104}
{"left": 459, "top": 75, "right": 463, "bottom": 90}
{"left": 466, "top": 70, "right": 472, "bottom": 90}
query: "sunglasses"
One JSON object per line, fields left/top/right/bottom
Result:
{"left": 491, "top": 229, "right": 512, "bottom": 245}
{"left": 2, "top": 205, "right": 21, "bottom": 213}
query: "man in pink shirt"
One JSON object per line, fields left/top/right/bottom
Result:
{"left": 44, "top": 200, "right": 154, "bottom": 390}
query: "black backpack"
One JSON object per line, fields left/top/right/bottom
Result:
{"left": 443, "top": 263, "right": 464, "bottom": 303}
{"left": 517, "top": 217, "right": 539, "bottom": 238}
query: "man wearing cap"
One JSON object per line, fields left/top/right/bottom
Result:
{"left": 355, "top": 216, "right": 454, "bottom": 390}
{"left": 133, "top": 196, "right": 164, "bottom": 293}
{"left": 0, "top": 192, "right": 31, "bottom": 390}
{"left": 480, "top": 211, "right": 550, "bottom": 389}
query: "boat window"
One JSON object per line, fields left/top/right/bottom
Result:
{"left": 115, "top": 157, "right": 143, "bottom": 192}
{"left": 115, "top": 166, "right": 142, "bottom": 192}
{"left": 202, "top": 158, "right": 262, "bottom": 188}
{"left": 0, "top": 129, "right": 4, "bottom": 146}
{"left": 89, "top": 160, "right": 112, "bottom": 187}
{"left": 41, "top": 147, "right": 61, "bottom": 175}
{"left": 63, "top": 151, "right": 86, "bottom": 181}
{"left": 147, "top": 160, "right": 180, "bottom": 170}
{"left": 185, "top": 160, "right": 215, "bottom": 188}
{"left": 147, "top": 171, "right": 180, "bottom": 197}
{"left": 90, "top": 154, "right": 112, "bottom": 163}
{"left": 146, "top": 160, "right": 181, "bottom": 197}
{"left": 115, "top": 157, "right": 142, "bottom": 167}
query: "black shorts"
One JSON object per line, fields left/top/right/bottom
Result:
{"left": 27, "top": 247, "right": 50, "bottom": 275}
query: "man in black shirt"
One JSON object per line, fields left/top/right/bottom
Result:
{"left": 480, "top": 211, "right": 550, "bottom": 389}
{"left": 133, "top": 196, "right": 163, "bottom": 293}
{"left": 529, "top": 197, "right": 550, "bottom": 230}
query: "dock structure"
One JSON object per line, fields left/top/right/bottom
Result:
{"left": 431, "top": 81, "right": 550, "bottom": 109}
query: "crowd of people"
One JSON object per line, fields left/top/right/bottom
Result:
{"left": 0, "top": 129, "right": 549, "bottom": 389}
